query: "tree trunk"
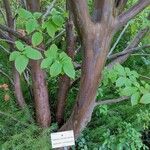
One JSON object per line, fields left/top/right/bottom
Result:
{"left": 60, "top": 0, "right": 150, "bottom": 139}
{"left": 3, "top": 0, "right": 26, "bottom": 108}
{"left": 26, "top": 0, "right": 51, "bottom": 127}
{"left": 56, "top": 14, "right": 75, "bottom": 126}
{"left": 13, "top": 68, "right": 26, "bottom": 107}
{"left": 61, "top": 26, "right": 114, "bottom": 138}
{"left": 30, "top": 61, "right": 51, "bottom": 127}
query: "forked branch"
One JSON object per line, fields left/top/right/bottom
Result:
{"left": 68, "top": 0, "right": 92, "bottom": 36}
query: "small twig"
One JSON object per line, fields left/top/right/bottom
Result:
{"left": 42, "top": 0, "right": 57, "bottom": 20}
{"left": 0, "top": 8, "right": 7, "bottom": 25}
{"left": 108, "top": 44, "right": 150, "bottom": 60}
{"left": 139, "top": 74, "right": 150, "bottom": 81}
{"left": 47, "top": 29, "right": 65, "bottom": 47}
{"left": 0, "top": 69, "right": 14, "bottom": 85}
{"left": 0, "top": 37, "right": 44, "bottom": 52}
{"left": 0, "top": 29, "right": 12, "bottom": 40}
{"left": 108, "top": 22, "right": 130, "bottom": 56}
{"left": 75, "top": 45, "right": 81, "bottom": 54}
{"left": 95, "top": 96, "right": 129, "bottom": 106}
{"left": 0, "top": 38, "right": 15, "bottom": 44}
{"left": 0, "top": 45, "right": 10, "bottom": 53}
{"left": 131, "top": 54, "right": 150, "bottom": 56}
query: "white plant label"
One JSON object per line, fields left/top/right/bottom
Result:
{"left": 51, "top": 130, "right": 75, "bottom": 149}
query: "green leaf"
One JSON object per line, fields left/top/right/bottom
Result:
{"left": 108, "top": 70, "right": 118, "bottom": 83}
{"left": 59, "top": 52, "right": 71, "bottom": 62}
{"left": 114, "top": 64, "right": 126, "bottom": 76}
{"left": 120, "top": 87, "right": 138, "bottom": 96}
{"left": 59, "top": 52, "right": 68, "bottom": 60}
{"left": 32, "top": 32, "right": 43, "bottom": 47}
{"left": 51, "top": 8, "right": 60, "bottom": 16}
{"left": 63, "top": 60, "right": 75, "bottom": 79}
{"left": 18, "top": 8, "right": 33, "bottom": 19}
{"left": 44, "top": 44, "right": 58, "bottom": 58}
{"left": 131, "top": 92, "right": 140, "bottom": 106}
{"left": 24, "top": 46, "right": 42, "bottom": 60}
{"left": 116, "top": 77, "right": 126, "bottom": 87}
{"left": 33, "top": 12, "right": 42, "bottom": 19}
{"left": 25, "top": 19, "right": 39, "bottom": 34}
{"left": 140, "top": 93, "right": 150, "bottom": 104}
{"left": 131, "top": 70, "right": 139, "bottom": 78}
{"left": 139, "top": 86, "right": 149, "bottom": 94}
{"left": 15, "top": 41, "right": 25, "bottom": 51}
{"left": 125, "top": 67, "right": 131, "bottom": 76}
{"left": 41, "top": 58, "right": 53, "bottom": 69}
{"left": 59, "top": 52, "right": 75, "bottom": 79}
{"left": 116, "top": 143, "right": 123, "bottom": 150}
{"left": 42, "top": 21, "right": 48, "bottom": 29}
{"left": 46, "top": 21, "right": 58, "bottom": 38}
{"left": 9, "top": 51, "right": 21, "bottom": 61}
{"left": 50, "top": 61, "right": 62, "bottom": 77}
{"left": 15, "top": 55, "right": 29, "bottom": 74}
{"left": 52, "top": 15, "right": 64, "bottom": 27}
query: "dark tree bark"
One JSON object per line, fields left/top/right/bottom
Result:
{"left": 56, "top": 11, "right": 75, "bottom": 126}
{"left": 26, "top": 0, "right": 51, "bottom": 127}
{"left": 60, "top": 0, "right": 150, "bottom": 139}
{"left": 3, "top": 0, "right": 26, "bottom": 108}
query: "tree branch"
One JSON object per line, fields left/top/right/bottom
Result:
{"left": 0, "top": 29, "right": 12, "bottom": 40}
{"left": 0, "top": 38, "right": 15, "bottom": 44}
{"left": 117, "top": 0, "right": 150, "bottom": 27}
{"left": 42, "top": 0, "right": 57, "bottom": 20}
{"left": 0, "top": 8, "right": 7, "bottom": 25}
{"left": 95, "top": 96, "right": 129, "bottom": 106}
{"left": 68, "top": 0, "right": 92, "bottom": 37}
{"left": 0, "top": 24, "right": 31, "bottom": 44}
{"left": 108, "top": 44, "right": 150, "bottom": 60}
{"left": 0, "top": 45, "right": 10, "bottom": 53}
{"left": 108, "top": 22, "right": 130, "bottom": 56}
{"left": 92, "top": 0, "right": 104, "bottom": 22}
{"left": 139, "top": 74, "right": 150, "bottom": 80}
{"left": 3, "top": 0, "right": 26, "bottom": 108}
{"left": 107, "top": 27, "right": 149, "bottom": 68}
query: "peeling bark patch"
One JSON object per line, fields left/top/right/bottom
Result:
{"left": 93, "top": 38, "right": 101, "bottom": 54}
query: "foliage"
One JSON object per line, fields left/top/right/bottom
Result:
{"left": 9, "top": 8, "right": 75, "bottom": 78}
{"left": 97, "top": 64, "right": 150, "bottom": 105}
{"left": 76, "top": 104, "right": 150, "bottom": 150}
{"left": 41, "top": 44, "right": 75, "bottom": 78}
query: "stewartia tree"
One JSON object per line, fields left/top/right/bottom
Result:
{"left": 0, "top": 0, "right": 150, "bottom": 143}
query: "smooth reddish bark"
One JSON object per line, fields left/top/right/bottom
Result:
{"left": 56, "top": 15, "right": 75, "bottom": 126}
{"left": 26, "top": 0, "right": 51, "bottom": 127}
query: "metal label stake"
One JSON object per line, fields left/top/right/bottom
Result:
{"left": 64, "top": 147, "right": 68, "bottom": 150}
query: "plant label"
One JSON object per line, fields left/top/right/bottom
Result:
{"left": 51, "top": 130, "right": 75, "bottom": 149}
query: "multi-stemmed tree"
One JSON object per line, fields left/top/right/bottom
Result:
{"left": 0, "top": 0, "right": 149, "bottom": 142}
